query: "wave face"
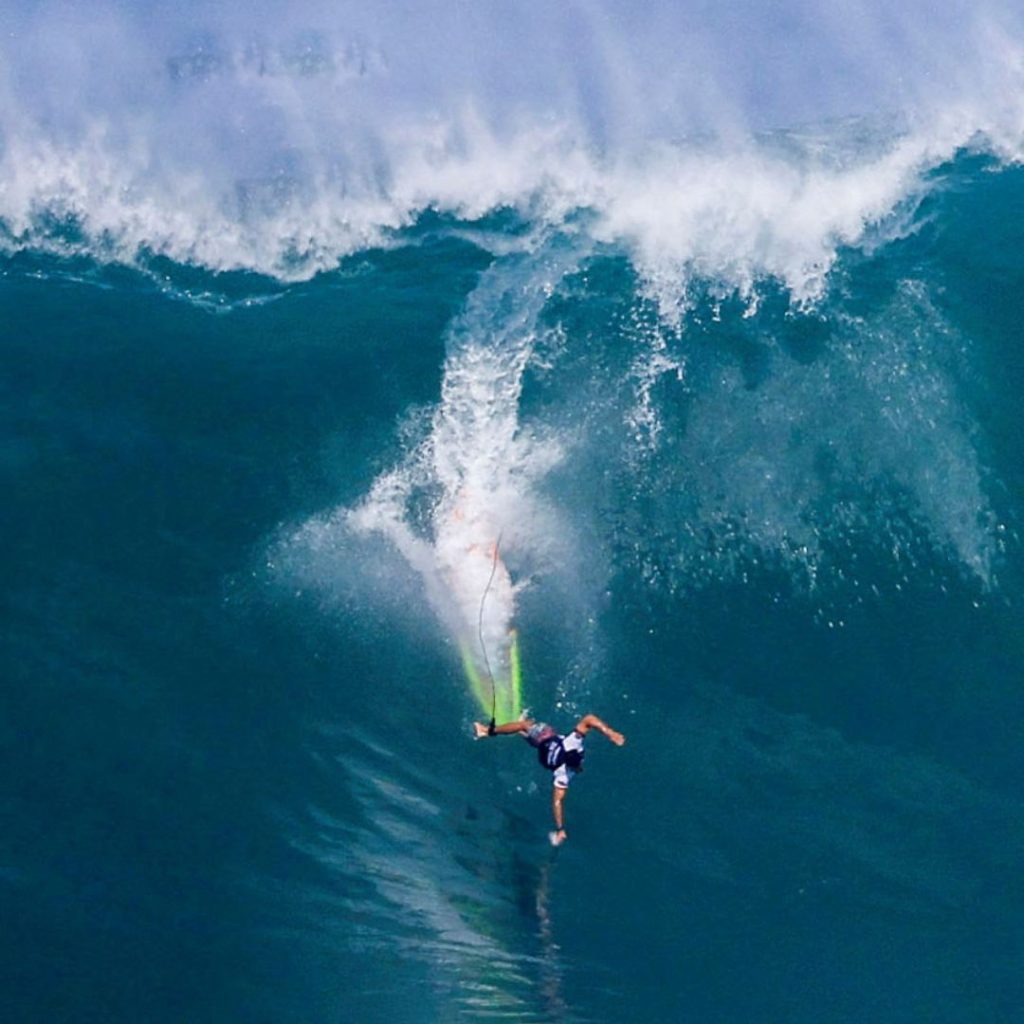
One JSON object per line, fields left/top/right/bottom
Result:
{"left": 5, "top": 4, "right": 1024, "bottom": 1024}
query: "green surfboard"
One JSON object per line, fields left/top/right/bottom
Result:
{"left": 460, "top": 630, "right": 522, "bottom": 722}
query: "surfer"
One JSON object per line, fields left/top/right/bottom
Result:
{"left": 474, "top": 714, "right": 626, "bottom": 846}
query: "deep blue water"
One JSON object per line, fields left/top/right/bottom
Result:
{"left": 4, "top": 6, "right": 1024, "bottom": 1022}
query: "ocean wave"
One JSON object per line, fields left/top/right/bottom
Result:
{"left": 2, "top": 1, "right": 1023, "bottom": 306}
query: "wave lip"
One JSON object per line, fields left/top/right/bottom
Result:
{"left": 3, "top": 2, "right": 1024, "bottom": 294}
{"left": 0, "top": 120, "right": 1004, "bottom": 292}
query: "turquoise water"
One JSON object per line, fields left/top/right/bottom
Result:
{"left": 4, "top": 4, "right": 1024, "bottom": 1022}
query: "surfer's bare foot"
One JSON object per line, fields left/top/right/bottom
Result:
{"left": 549, "top": 829, "right": 567, "bottom": 847}
{"left": 473, "top": 721, "right": 490, "bottom": 740}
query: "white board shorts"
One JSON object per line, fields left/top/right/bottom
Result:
{"left": 526, "top": 723, "right": 584, "bottom": 789}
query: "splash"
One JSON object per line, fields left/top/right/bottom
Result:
{"left": 340, "top": 241, "right": 581, "bottom": 715}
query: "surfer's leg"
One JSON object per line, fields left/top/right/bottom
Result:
{"left": 474, "top": 719, "right": 533, "bottom": 739}
{"left": 549, "top": 785, "right": 568, "bottom": 846}
{"left": 494, "top": 720, "right": 532, "bottom": 734}
{"left": 573, "top": 713, "right": 626, "bottom": 746}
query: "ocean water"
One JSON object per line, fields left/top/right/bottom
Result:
{"left": 4, "top": 3, "right": 1024, "bottom": 1022}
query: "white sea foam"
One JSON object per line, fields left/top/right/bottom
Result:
{"left": 2, "top": 1, "right": 1023, "bottom": 301}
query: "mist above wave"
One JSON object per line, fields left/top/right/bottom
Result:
{"left": 2, "top": 0, "right": 1023, "bottom": 304}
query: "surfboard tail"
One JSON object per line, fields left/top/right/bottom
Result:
{"left": 460, "top": 629, "right": 522, "bottom": 722}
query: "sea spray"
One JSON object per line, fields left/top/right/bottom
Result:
{"left": 334, "top": 241, "right": 582, "bottom": 711}
{"left": 3, "top": 1, "right": 1024, "bottom": 285}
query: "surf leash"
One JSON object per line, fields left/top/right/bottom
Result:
{"left": 478, "top": 531, "right": 503, "bottom": 735}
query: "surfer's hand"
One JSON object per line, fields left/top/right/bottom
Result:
{"left": 549, "top": 829, "right": 567, "bottom": 847}
{"left": 608, "top": 729, "right": 626, "bottom": 746}
{"left": 473, "top": 722, "right": 490, "bottom": 740}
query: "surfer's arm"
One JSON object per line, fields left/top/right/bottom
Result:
{"left": 573, "top": 713, "right": 626, "bottom": 746}
{"left": 473, "top": 719, "right": 533, "bottom": 739}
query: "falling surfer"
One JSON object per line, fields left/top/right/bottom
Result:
{"left": 464, "top": 524, "right": 624, "bottom": 845}
{"left": 474, "top": 714, "right": 626, "bottom": 846}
